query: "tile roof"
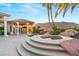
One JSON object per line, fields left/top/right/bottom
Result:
{"left": 0, "top": 19, "right": 34, "bottom": 24}
{"left": 0, "top": 12, "right": 10, "bottom": 17}
{"left": 8, "top": 19, "right": 34, "bottom": 24}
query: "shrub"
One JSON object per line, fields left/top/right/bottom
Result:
{"left": 49, "top": 28, "right": 66, "bottom": 35}
{"left": 0, "top": 27, "right": 4, "bottom": 35}
{"left": 28, "top": 34, "right": 34, "bottom": 37}
{"left": 72, "top": 27, "right": 79, "bottom": 32}
{"left": 41, "top": 35, "right": 62, "bottom": 39}
{"left": 32, "top": 26, "right": 44, "bottom": 35}
{"left": 32, "top": 27, "right": 38, "bottom": 35}
{"left": 0, "top": 27, "right": 4, "bottom": 29}
{"left": 0, "top": 27, "right": 10, "bottom": 35}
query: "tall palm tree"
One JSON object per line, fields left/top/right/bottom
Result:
{"left": 42, "top": 3, "right": 79, "bottom": 30}
{"left": 42, "top": 3, "right": 56, "bottom": 30}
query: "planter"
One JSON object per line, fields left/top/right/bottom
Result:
{"left": 41, "top": 35, "right": 62, "bottom": 40}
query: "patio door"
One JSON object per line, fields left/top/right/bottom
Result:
{"left": 20, "top": 26, "right": 27, "bottom": 34}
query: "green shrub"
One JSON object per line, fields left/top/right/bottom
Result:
{"left": 0, "top": 27, "right": 4, "bottom": 35}
{"left": 28, "top": 34, "right": 34, "bottom": 37}
{"left": 41, "top": 35, "right": 62, "bottom": 39}
{"left": 32, "top": 27, "right": 38, "bottom": 35}
{"left": 72, "top": 27, "right": 79, "bottom": 32}
{"left": 49, "top": 28, "right": 66, "bottom": 35}
{"left": 66, "top": 27, "right": 79, "bottom": 32}
{"left": 0, "top": 27, "right": 4, "bottom": 31}
{"left": 32, "top": 26, "right": 44, "bottom": 35}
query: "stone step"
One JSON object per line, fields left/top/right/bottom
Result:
{"left": 26, "top": 39, "right": 65, "bottom": 51}
{"left": 16, "top": 44, "right": 37, "bottom": 56}
{"left": 22, "top": 42, "right": 70, "bottom": 56}
{"left": 31, "top": 36, "right": 61, "bottom": 45}
{"left": 31, "top": 35, "right": 73, "bottom": 45}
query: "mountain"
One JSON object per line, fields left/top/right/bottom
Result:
{"left": 35, "top": 22, "right": 79, "bottom": 31}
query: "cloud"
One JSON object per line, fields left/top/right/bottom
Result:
{"left": 0, "top": 3, "right": 40, "bottom": 14}
{"left": 30, "top": 8, "right": 39, "bottom": 13}
{"left": 24, "top": 4, "right": 32, "bottom": 9}
{"left": 34, "top": 4, "right": 46, "bottom": 10}
{"left": 35, "top": 5, "right": 41, "bottom": 8}
{"left": 21, "top": 4, "right": 40, "bottom": 13}
{"left": 0, "top": 3, "right": 11, "bottom": 7}
{"left": 35, "top": 4, "right": 42, "bottom": 8}
{"left": 3, "top": 8, "right": 27, "bottom": 13}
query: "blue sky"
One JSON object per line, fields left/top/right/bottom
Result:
{"left": 0, "top": 3, "right": 79, "bottom": 24}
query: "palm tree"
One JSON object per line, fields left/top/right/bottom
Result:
{"left": 42, "top": 3, "right": 56, "bottom": 30}
{"left": 42, "top": 3, "right": 79, "bottom": 31}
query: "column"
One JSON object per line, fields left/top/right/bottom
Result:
{"left": 16, "top": 22, "right": 19, "bottom": 35}
{"left": 15, "top": 26, "right": 17, "bottom": 34}
{"left": 11, "top": 24, "right": 14, "bottom": 34}
{"left": 7, "top": 24, "right": 10, "bottom": 34}
{"left": 26, "top": 23, "right": 29, "bottom": 35}
{"left": 19, "top": 25, "right": 21, "bottom": 34}
{"left": 3, "top": 16, "right": 8, "bottom": 36}
{"left": 31, "top": 26, "right": 33, "bottom": 34}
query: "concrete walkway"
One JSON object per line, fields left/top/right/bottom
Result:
{"left": 0, "top": 35, "right": 28, "bottom": 56}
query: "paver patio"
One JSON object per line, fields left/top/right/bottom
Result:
{"left": 0, "top": 34, "right": 28, "bottom": 56}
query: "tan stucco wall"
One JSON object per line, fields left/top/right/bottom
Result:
{"left": 8, "top": 23, "right": 33, "bottom": 34}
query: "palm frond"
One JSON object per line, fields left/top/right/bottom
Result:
{"left": 71, "top": 3, "right": 76, "bottom": 13}
{"left": 55, "top": 3, "right": 61, "bottom": 8}
{"left": 63, "top": 3, "right": 69, "bottom": 17}
{"left": 47, "top": 3, "right": 52, "bottom": 9}
{"left": 55, "top": 3, "right": 67, "bottom": 18}
{"left": 77, "top": 3, "right": 79, "bottom": 7}
{"left": 42, "top": 3, "right": 47, "bottom": 7}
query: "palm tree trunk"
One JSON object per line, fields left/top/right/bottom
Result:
{"left": 50, "top": 5, "right": 56, "bottom": 29}
{"left": 47, "top": 7, "right": 52, "bottom": 28}
{"left": 47, "top": 4, "right": 56, "bottom": 31}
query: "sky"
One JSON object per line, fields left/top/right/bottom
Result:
{"left": 0, "top": 3, "right": 79, "bottom": 24}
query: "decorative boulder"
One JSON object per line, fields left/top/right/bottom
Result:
{"left": 60, "top": 39, "right": 79, "bottom": 56}
{"left": 73, "top": 33, "right": 79, "bottom": 39}
{"left": 60, "top": 29, "right": 78, "bottom": 37}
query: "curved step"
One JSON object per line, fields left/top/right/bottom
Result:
{"left": 31, "top": 36, "right": 62, "bottom": 45}
{"left": 31, "top": 35, "right": 73, "bottom": 45}
{"left": 22, "top": 42, "right": 70, "bottom": 56}
{"left": 16, "top": 44, "right": 37, "bottom": 56}
{"left": 26, "top": 39, "right": 65, "bottom": 51}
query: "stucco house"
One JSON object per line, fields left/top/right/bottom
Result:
{"left": 0, "top": 12, "right": 34, "bottom": 36}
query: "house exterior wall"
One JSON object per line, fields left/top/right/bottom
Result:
{"left": 8, "top": 22, "right": 34, "bottom": 35}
